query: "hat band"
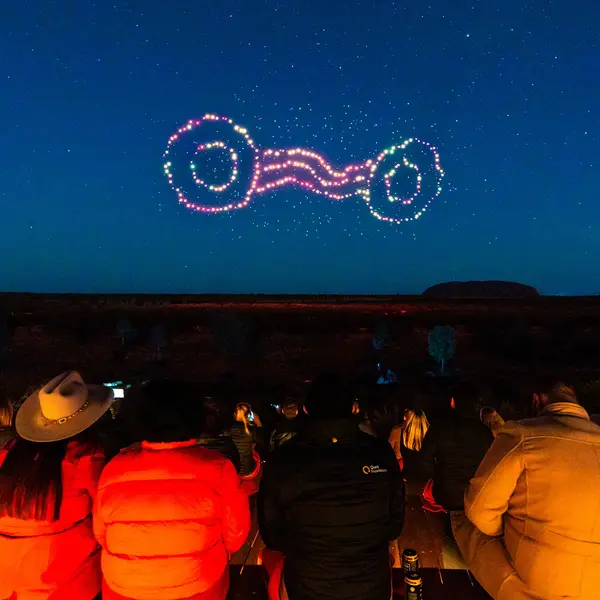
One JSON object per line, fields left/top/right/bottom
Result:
{"left": 41, "top": 400, "right": 90, "bottom": 426}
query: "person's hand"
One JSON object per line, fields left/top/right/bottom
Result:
{"left": 252, "top": 413, "right": 262, "bottom": 427}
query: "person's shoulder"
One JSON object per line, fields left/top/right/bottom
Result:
{"left": 356, "top": 431, "right": 397, "bottom": 460}
{"left": 389, "top": 424, "right": 402, "bottom": 436}
{"left": 356, "top": 429, "right": 386, "bottom": 446}
{"left": 493, "top": 419, "right": 527, "bottom": 440}
{"left": 102, "top": 443, "right": 232, "bottom": 487}
{"left": 270, "top": 434, "right": 303, "bottom": 459}
{"left": 184, "top": 443, "right": 235, "bottom": 469}
{"left": 66, "top": 439, "right": 105, "bottom": 462}
{"left": 267, "top": 435, "right": 314, "bottom": 471}
{"left": 514, "top": 411, "right": 598, "bottom": 436}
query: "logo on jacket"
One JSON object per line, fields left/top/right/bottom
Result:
{"left": 362, "top": 464, "right": 387, "bottom": 475}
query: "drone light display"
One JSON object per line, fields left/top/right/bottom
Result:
{"left": 163, "top": 114, "right": 444, "bottom": 224}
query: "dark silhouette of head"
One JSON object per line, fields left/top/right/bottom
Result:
{"left": 358, "top": 390, "right": 398, "bottom": 438}
{"left": 533, "top": 379, "right": 577, "bottom": 413}
{"left": 448, "top": 381, "right": 482, "bottom": 417}
{"left": 304, "top": 374, "right": 355, "bottom": 420}
{"left": 201, "top": 394, "right": 233, "bottom": 436}
{"left": 135, "top": 379, "right": 204, "bottom": 443}
{"left": 281, "top": 397, "right": 299, "bottom": 419}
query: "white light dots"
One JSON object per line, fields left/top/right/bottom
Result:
{"left": 384, "top": 159, "right": 421, "bottom": 205}
{"left": 163, "top": 114, "right": 261, "bottom": 214}
{"left": 163, "top": 114, "right": 444, "bottom": 224}
{"left": 190, "top": 141, "right": 238, "bottom": 192}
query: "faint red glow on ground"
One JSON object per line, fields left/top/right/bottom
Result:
{"left": 175, "top": 302, "right": 411, "bottom": 314}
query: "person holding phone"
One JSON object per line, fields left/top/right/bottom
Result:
{"left": 231, "top": 403, "right": 262, "bottom": 494}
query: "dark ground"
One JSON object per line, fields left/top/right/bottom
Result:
{"left": 1, "top": 293, "right": 600, "bottom": 411}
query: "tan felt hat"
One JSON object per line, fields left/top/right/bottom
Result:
{"left": 16, "top": 371, "right": 114, "bottom": 443}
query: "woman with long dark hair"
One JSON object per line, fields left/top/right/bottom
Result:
{"left": 0, "top": 398, "right": 13, "bottom": 449}
{"left": 0, "top": 371, "right": 112, "bottom": 600}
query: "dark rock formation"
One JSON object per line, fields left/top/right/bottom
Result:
{"left": 423, "top": 281, "right": 540, "bottom": 298}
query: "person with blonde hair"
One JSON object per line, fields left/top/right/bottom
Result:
{"left": 231, "top": 402, "right": 262, "bottom": 493}
{"left": 480, "top": 406, "right": 505, "bottom": 438}
{"left": 402, "top": 409, "right": 430, "bottom": 451}
{"left": 389, "top": 408, "right": 429, "bottom": 479}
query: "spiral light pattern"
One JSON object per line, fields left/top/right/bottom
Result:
{"left": 163, "top": 114, "right": 444, "bottom": 224}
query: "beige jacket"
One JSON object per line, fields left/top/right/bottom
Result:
{"left": 455, "top": 402, "right": 600, "bottom": 600}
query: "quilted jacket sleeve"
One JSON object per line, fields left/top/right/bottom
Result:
{"left": 219, "top": 459, "right": 251, "bottom": 554}
{"left": 464, "top": 422, "right": 525, "bottom": 537}
{"left": 81, "top": 449, "right": 106, "bottom": 502}
{"left": 92, "top": 463, "right": 111, "bottom": 549}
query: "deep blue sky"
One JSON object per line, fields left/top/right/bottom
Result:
{"left": 1, "top": 0, "right": 598, "bottom": 294}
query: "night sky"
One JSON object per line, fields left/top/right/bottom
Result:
{"left": 2, "top": 1, "right": 599, "bottom": 295}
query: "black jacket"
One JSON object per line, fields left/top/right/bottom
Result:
{"left": 258, "top": 418, "right": 405, "bottom": 600}
{"left": 230, "top": 422, "right": 258, "bottom": 476}
{"left": 399, "top": 439, "right": 426, "bottom": 483}
{"left": 196, "top": 433, "right": 241, "bottom": 473}
{"left": 269, "top": 415, "right": 303, "bottom": 451}
{"left": 421, "top": 414, "right": 494, "bottom": 510}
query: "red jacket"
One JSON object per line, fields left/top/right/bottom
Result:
{"left": 0, "top": 440, "right": 105, "bottom": 600}
{"left": 94, "top": 440, "right": 251, "bottom": 600}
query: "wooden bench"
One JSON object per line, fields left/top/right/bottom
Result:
{"left": 228, "top": 565, "right": 492, "bottom": 599}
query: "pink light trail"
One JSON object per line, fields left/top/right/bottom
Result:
{"left": 163, "top": 114, "right": 444, "bottom": 224}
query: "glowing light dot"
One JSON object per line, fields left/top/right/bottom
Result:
{"left": 163, "top": 114, "right": 444, "bottom": 223}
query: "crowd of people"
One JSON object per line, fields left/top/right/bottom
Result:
{"left": 0, "top": 370, "right": 599, "bottom": 600}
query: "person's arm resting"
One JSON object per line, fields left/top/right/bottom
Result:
{"left": 464, "top": 422, "right": 525, "bottom": 537}
{"left": 220, "top": 460, "right": 251, "bottom": 554}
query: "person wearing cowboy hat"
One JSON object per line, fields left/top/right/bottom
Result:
{"left": 0, "top": 371, "right": 113, "bottom": 600}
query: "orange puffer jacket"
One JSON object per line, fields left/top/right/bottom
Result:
{"left": 94, "top": 440, "right": 251, "bottom": 600}
{"left": 0, "top": 440, "right": 105, "bottom": 600}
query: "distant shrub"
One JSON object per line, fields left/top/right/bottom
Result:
{"left": 116, "top": 317, "right": 137, "bottom": 346}
{"left": 428, "top": 325, "right": 456, "bottom": 373}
